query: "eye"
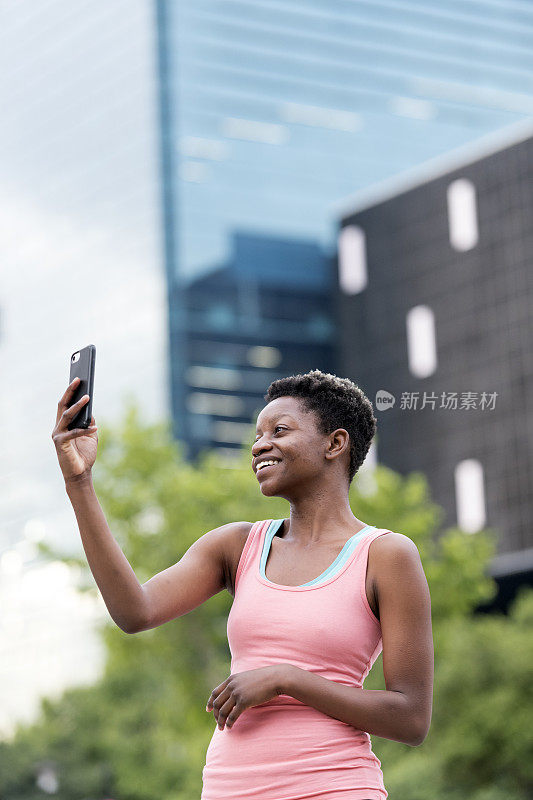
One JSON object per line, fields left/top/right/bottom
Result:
{"left": 253, "top": 425, "right": 285, "bottom": 442}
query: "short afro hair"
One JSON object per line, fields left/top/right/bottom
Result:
{"left": 263, "top": 369, "right": 377, "bottom": 486}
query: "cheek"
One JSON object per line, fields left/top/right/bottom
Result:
{"left": 308, "top": 446, "right": 329, "bottom": 472}
{"left": 292, "top": 451, "right": 321, "bottom": 473}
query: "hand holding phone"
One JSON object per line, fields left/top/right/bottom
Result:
{"left": 51, "top": 345, "right": 98, "bottom": 484}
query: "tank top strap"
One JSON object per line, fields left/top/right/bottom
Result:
{"left": 234, "top": 519, "right": 269, "bottom": 594}
{"left": 355, "top": 527, "right": 393, "bottom": 564}
{"left": 361, "top": 527, "right": 393, "bottom": 547}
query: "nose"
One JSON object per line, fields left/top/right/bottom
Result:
{"left": 252, "top": 435, "right": 272, "bottom": 456}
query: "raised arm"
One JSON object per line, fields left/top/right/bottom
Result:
{"left": 52, "top": 376, "right": 249, "bottom": 634}
{"left": 65, "top": 473, "right": 247, "bottom": 633}
{"left": 134, "top": 520, "right": 251, "bottom": 632}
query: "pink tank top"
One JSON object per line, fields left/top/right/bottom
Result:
{"left": 201, "top": 519, "right": 391, "bottom": 800}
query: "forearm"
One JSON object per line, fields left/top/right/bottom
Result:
{"left": 65, "top": 473, "right": 146, "bottom": 633}
{"left": 279, "top": 665, "right": 423, "bottom": 747}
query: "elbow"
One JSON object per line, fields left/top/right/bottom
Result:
{"left": 118, "top": 616, "right": 145, "bottom": 634}
{"left": 120, "top": 623, "right": 138, "bottom": 634}
{"left": 118, "top": 601, "right": 152, "bottom": 634}
{"left": 117, "top": 620, "right": 136, "bottom": 634}
{"left": 406, "top": 718, "right": 430, "bottom": 747}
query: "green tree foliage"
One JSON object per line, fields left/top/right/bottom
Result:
{"left": 1, "top": 399, "right": 531, "bottom": 799}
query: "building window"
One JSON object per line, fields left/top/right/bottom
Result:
{"left": 247, "top": 345, "right": 281, "bottom": 368}
{"left": 338, "top": 225, "right": 367, "bottom": 294}
{"left": 454, "top": 459, "right": 486, "bottom": 533}
{"left": 447, "top": 178, "right": 478, "bottom": 251}
{"left": 186, "top": 365, "right": 243, "bottom": 390}
{"left": 187, "top": 392, "right": 245, "bottom": 416}
{"left": 213, "top": 420, "right": 254, "bottom": 444}
{"left": 204, "top": 304, "right": 235, "bottom": 330}
{"left": 406, "top": 305, "right": 437, "bottom": 378}
{"left": 307, "top": 314, "right": 333, "bottom": 342}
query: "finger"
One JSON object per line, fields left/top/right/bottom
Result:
{"left": 224, "top": 697, "right": 241, "bottom": 729}
{"left": 56, "top": 378, "right": 81, "bottom": 422}
{"left": 59, "top": 395, "right": 90, "bottom": 429}
{"left": 212, "top": 686, "right": 233, "bottom": 727}
{"left": 206, "top": 677, "right": 230, "bottom": 711}
{"left": 57, "top": 390, "right": 88, "bottom": 425}
{"left": 225, "top": 705, "right": 240, "bottom": 729}
{"left": 216, "top": 695, "right": 237, "bottom": 730}
{"left": 54, "top": 426, "right": 97, "bottom": 443}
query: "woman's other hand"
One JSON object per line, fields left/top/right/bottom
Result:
{"left": 206, "top": 665, "right": 290, "bottom": 730}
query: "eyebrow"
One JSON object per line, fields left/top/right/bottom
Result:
{"left": 255, "top": 415, "right": 294, "bottom": 433}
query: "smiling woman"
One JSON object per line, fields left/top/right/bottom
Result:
{"left": 55, "top": 368, "right": 433, "bottom": 800}
{"left": 200, "top": 370, "right": 434, "bottom": 800}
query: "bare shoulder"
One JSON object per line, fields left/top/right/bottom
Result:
{"left": 369, "top": 530, "right": 422, "bottom": 565}
{"left": 218, "top": 520, "right": 254, "bottom": 597}
{"left": 367, "top": 532, "right": 426, "bottom": 615}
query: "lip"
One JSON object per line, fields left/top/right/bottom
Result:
{"left": 255, "top": 460, "right": 281, "bottom": 477}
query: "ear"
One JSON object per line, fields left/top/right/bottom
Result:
{"left": 325, "top": 428, "right": 350, "bottom": 461}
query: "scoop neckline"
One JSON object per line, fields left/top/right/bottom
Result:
{"left": 257, "top": 518, "right": 376, "bottom": 591}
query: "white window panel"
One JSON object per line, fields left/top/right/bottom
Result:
{"left": 455, "top": 459, "right": 486, "bottom": 533}
{"left": 447, "top": 178, "right": 478, "bottom": 251}
{"left": 338, "top": 224, "right": 367, "bottom": 294}
{"left": 406, "top": 305, "right": 437, "bottom": 378}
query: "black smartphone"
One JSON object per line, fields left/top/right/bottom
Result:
{"left": 68, "top": 344, "right": 96, "bottom": 431}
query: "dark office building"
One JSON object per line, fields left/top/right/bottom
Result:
{"left": 335, "top": 125, "right": 533, "bottom": 605}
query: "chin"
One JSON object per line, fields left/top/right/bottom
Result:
{"left": 259, "top": 483, "right": 278, "bottom": 497}
{"left": 256, "top": 477, "right": 281, "bottom": 498}
{"left": 259, "top": 480, "right": 292, "bottom": 502}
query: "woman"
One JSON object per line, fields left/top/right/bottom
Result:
{"left": 53, "top": 369, "right": 433, "bottom": 800}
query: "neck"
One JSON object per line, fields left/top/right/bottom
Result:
{"left": 280, "top": 475, "right": 365, "bottom": 545}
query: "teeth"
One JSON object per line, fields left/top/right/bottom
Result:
{"left": 257, "top": 460, "right": 279, "bottom": 471}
